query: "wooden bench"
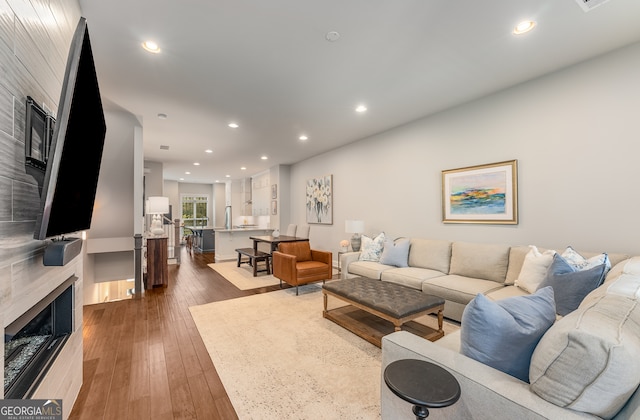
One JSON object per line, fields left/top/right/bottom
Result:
{"left": 322, "top": 277, "right": 445, "bottom": 347}
{"left": 235, "top": 248, "right": 271, "bottom": 277}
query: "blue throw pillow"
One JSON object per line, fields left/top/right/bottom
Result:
{"left": 460, "top": 287, "right": 556, "bottom": 383}
{"left": 379, "top": 237, "right": 410, "bottom": 267}
{"left": 537, "top": 253, "right": 608, "bottom": 316}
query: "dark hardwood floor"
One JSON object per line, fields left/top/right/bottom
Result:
{"left": 69, "top": 248, "right": 286, "bottom": 420}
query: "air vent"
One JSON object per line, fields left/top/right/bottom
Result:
{"left": 575, "top": 0, "right": 612, "bottom": 12}
{"left": 160, "top": 145, "right": 169, "bottom": 150}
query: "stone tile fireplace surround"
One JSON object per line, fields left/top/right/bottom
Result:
{"left": 2, "top": 252, "right": 83, "bottom": 419}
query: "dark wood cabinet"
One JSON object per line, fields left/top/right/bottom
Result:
{"left": 146, "top": 237, "right": 168, "bottom": 289}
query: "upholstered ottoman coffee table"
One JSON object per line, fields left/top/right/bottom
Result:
{"left": 322, "top": 277, "right": 445, "bottom": 347}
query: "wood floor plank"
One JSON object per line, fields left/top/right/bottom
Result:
{"left": 70, "top": 249, "right": 271, "bottom": 419}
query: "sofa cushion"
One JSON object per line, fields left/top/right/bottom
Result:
{"left": 514, "top": 245, "right": 556, "bottom": 293}
{"left": 504, "top": 245, "right": 531, "bottom": 285}
{"left": 485, "top": 285, "right": 529, "bottom": 301}
{"left": 460, "top": 286, "right": 556, "bottom": 382}
{"left": 449, "top": 241, "right": 511, "bottom": 283}
{"left": 603, "top": 257, "right": 640, "bottom": 299}
{"left": 537, "top": 253, "right": 608, "bottom": 316}
{"left": 379, "top": 237, "right": 410, "bottom": 267}
{"left": 530, "top": 293, "right": 640, "bottom": 418}
{"left": 381, "top": 267, "right": 446, "bottom": 290}
{"left": 408, "top": 239, "right": 452, "bottom": 274}
{"left": 347, "top": 261, "right": 393, "bottom": 280}
{"left": 359, "top": 232, "right": 386, "bottom": 262}
{"left": 421, "top": 274, "right": 505, "bottom": 305}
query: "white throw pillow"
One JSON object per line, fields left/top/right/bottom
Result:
{"left": 514, "top": 245, "right": 556, "bottom": 293}
{"left": 358, "top": 232, "right": 385, "bottom": 262}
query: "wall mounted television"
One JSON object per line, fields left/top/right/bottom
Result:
{"left": 32, "top": 17, "right": 106, "bottom": 242}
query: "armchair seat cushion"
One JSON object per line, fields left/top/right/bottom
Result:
{"left": 297, "top": 261, "right": 330, "bottom": 278}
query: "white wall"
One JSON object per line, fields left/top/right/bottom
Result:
{"left": 83, "top": 108, "right": 139, "bottom": 302}
{"left": 90, "top": 109, "right": 138, "bottom": 238}
{"left": 289, "top": 41, "right": 640, "bottom": 258}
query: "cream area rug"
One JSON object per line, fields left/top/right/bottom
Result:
{"left": 189, "top": 284, "right": 460, "bottom": 419}
{"left": 190, "top": 285, "right": 381, "bottom": 419}
{"left": 208, "top": 261, "right": 281, "bottom": 290}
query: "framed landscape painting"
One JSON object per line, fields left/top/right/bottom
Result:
{"left": 306, "top": 175, "right": 332, "bottom": 224}
{"left": 442, "top": 160, "right": 518, "bottom": 224}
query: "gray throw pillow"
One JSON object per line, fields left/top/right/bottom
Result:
{"left": 538, "top": 253, "right": 607, "bottom": 316}
{"left": 379, "top": 237, "right": 410, "bottom": 267}
{"left": 460, "top": 286, "right": 556, "bottom": 382}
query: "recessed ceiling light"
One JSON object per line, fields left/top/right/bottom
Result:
{"left": 157, "top": 113, "right": 167, "bottom": 119}
{"left": 261, "top": 155, "right": 268, "bottom": 160}
{"left": 179, "top": 178, "right": 184, "bottom": 181}
{"left": 228, "top": 122, "right": 239, "bottom": 128}
{"left": 205, "top": 149, "right": 213, "bottom": 153}
{"left": 299, "top": 135, "right": 308, "bottom": 141}
{"left": 185, "top": 171, "right": 191, "bottom": 175}
{"left": 241, "top": 167, "right": 246, "bottom": 170}
{"left": 355, "top": 105, "right": 367, "bottom": 113}
{"left": 225, "top": 174, "right": 231, "bottom": 178}
{"left": 193, "top": 162, "right": 200, "bottom": 166}
{"left": 513, "top": 20, "right": 536, "bottom": 35}
{"left": 142, "top": 41, "right": 161, "bottom": 53}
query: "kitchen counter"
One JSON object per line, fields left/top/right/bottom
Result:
{"left": 214, "top": 227, "right": 273, "bottom": 262}
{"left": 214, "top": 226, "right": 272, "bottom": 232}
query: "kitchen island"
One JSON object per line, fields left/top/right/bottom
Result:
{"left": 214, "top": 227, "right": 273, "bottom": 262}
{"left": 186, "top": 226, "right": 215, "bottom": 253}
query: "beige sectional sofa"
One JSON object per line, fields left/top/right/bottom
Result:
{"left": 340, "top": 238, "right": 630, "bottom": 322}
{"left": 340, "top": 238, "right": 640, "bottom": 418}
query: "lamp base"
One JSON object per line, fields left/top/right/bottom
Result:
{"left": 150, "top": 215, "right": 165, "bottom": 236}
{"left": 350, "top": 234, "right": 361, "bottom": 252}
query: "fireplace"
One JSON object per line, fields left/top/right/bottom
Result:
{"left": 4, "top": 275, "right": 76, "bottom": 399}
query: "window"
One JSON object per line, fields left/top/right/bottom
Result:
{"left": 181, "top": 194, "right": 209, "bottom": 227}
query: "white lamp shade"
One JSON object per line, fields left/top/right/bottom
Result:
{"left": 147, "top": 196, "right": 169, "bottom": 214}
{"left": 345, "top": 220, "right": 364, "bottom": 234}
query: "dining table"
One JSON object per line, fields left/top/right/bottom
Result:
{"left": 249, "top": 235, "right": 309, "bottom": 254}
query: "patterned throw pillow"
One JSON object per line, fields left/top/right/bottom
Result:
{"left": 358, "top": 232, "right": 386, "bottom": 262}
{"left": 561, "top": 246, "right": 610, "bottom": 271}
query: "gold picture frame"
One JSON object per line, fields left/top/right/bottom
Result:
{"left": 442, "top": 160, "right": 518, "bottom": 224}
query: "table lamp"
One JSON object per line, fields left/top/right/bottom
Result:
{"left": 345, "top": 220, "right": 365, "bottom": 252}
{"left": 147, "top": 196, "right": 169, "bottom": 236}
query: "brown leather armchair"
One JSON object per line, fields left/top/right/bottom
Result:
{"left": 272, "top": 241, "right": 332, "bottom": 295}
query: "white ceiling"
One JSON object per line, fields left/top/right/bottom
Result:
{"left": 78, "top": 0, "right": 640, "bottom": 184}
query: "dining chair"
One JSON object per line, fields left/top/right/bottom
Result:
{"left": 286, "top": 224, "right": 297, "bottom": 237}
{"left": 297, "top": 225, "right": 310, "bottom": 239}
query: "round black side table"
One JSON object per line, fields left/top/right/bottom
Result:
{"left": 384, "top": 359, "right": 461, "bottom": 419}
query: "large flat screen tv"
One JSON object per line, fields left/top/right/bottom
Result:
{"left": 33, "top": 17, "right": 106, "bottom": 240}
